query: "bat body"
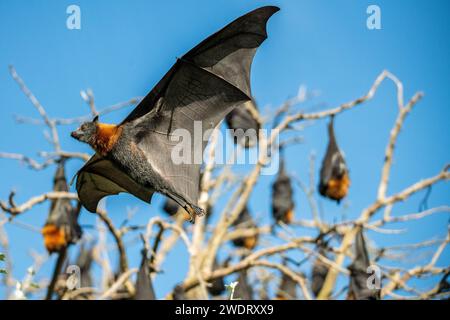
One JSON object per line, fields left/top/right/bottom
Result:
{"left": 347, "top": 229, "right": 380, "bottom": 300}
{"left": 271, "top": 159, "right": 295, "bottom": 224}
{"left": 231, "top": 206, "right": 258, "bottom": 250}
{"left": 134, "top": 249, "right": 156, "bottom": 300}
{"left": 311, "top": 248, "right": 329, "bottom": 297}
{"left": 42, "top": 161, "right": 82, "bottom": 253}
{"left": 225, "top": 100, "right": 260, "bottom": 147}
{"left": 75, "top": 245, "right": 93, "bottom": 289}
{"left": 276, "top": 272, "right": 298, "bottom": 300}
{"left": 207, "top": 259, "right": 226, "bottom": 296}
{"left": 318, "top": 117, "right": 350, "bottom": 203}
{"left": 71, "top": 6, "right": 279, "bottom": 222}
{"left": 234, "top": 270, "right": 253, "bottom": 300}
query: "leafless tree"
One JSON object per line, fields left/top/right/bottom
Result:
{"left": 0, "top": 66, "right": 448, "bottom": 300}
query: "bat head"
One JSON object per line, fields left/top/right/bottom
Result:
{"left": 71, "top": 116, "right": 98, "bottom": 144}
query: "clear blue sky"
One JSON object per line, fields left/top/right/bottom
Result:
{"left": 0, "top": 0, "right": 449, "bottom": 299}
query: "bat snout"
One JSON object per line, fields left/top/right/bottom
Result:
{"left": 71, "top": 130, "right": 82, "bottom": 140}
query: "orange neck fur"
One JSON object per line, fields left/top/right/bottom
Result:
{"left": 93, "top": 123, "right": 123, "bottom": 156}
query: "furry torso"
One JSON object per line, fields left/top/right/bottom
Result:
{"left": 108, "top": 123, "right": 174, "bottom": 198}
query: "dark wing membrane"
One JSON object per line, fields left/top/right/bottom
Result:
{"left": 126, "top": 7, "right": 278, "bottom": 204}
{"left": 136, "top": 62, "right": 249, "bottom": 204}
{"left": 76, "top": 154, "right": 154, "bottom": 212}
{"left": 121, "top": 6, "right": 279, "bottom": 124}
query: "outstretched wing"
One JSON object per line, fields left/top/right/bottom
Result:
{"left": 125, "top": 6, "right": 279, "bottom": 204}
{"left": 76, "top": 154, "right": 154, "bottom": 213}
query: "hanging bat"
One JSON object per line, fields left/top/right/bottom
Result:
{"left": 70, "top": 6, "right": 279, "bottom": 222}
{"left": 207, "top": 258, "right": 226, "bottom": 296}
{"left": 311, "top": 247, "right": 329, "bottom": 298}
{"left": 318, "top": 117, "right": 350, "bottom": 203}
{"left": 271, "top": 159, "right": 295, "bottom": 224}
{"left": 169, "top": 284, "right": 186, "bottom": 300}
{"left": 347, "top": 229, "right": 380, "bottom": 300}
{"left": 275, "top": 268, "right": 298, "bottom": 299}
{"left": 134, "top": 248, "right": 156, "bottom": 300}
{"left": 42, "top": 160, "right": 82, "bottom": 253}
{"left": 233, "top": 270, "right": 253, "bottom": 300}
{"left": 231, "top": 206, "right": 258, "bottom": 250}
{"left": 75, "top": 244, "right": 94, "bottom": 289}
{"left": 225, "top": 100, "right": 260, "bottom": 148}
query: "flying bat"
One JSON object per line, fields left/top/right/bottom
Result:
{"left": 318, "top": 117, "right": 350, "bottom": 203}
{"left": 71, "top": 6, "right": 279, "bottom": 222}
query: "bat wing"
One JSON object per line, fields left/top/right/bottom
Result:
{"left": 76, "top": 154, "right": 155, "bottom": 213}
{"left": 122, "top": 6, "right": 278, "bottom": 205}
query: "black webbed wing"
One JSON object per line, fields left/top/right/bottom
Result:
{"left": 122, "top": 6, "right": 279, "bottom": 124}
{"left": 74, "top": 7, "right": 278, "bottom": 213}
{"left": 123, "top": 6, "right": 279, "bottom": 205}
{"left": 76, "top": 154, "right": 154, "bottom": 213}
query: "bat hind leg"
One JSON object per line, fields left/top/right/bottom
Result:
{"left": 183, "top": 204, "right": 205, "bottom": 224}
{"left": 166, "top": 191, "right": 205, "bottom": 224}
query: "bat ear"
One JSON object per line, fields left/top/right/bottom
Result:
{"left": 93, "top": 115, "right": 99, "bottom": 123}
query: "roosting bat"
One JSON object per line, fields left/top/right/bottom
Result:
{"left": 233, "top": 270, "right": 253, "bottom": 300}
{"left": 70, "top": 6, "right": 279, "bottom": 222}
{"left": 318, "top": 117, "right": 350, "bottom": 203}
{"left": 225, "top": 100, "right": 260, "bottom": 147}
{"left": 311, "top": 247, "right": 329, "bottom": 298}
{"left": 347, "top": 229, "right": 380, "bottom": 300}
{"left": 134, "top": 248, "right": 156, "bottom": 300}
{"left": 42, "top": 160, "right": 82, "bottom": 253}
{"left": 275, "top": 269, "right": 298, "bottom": 299}
{"left": 231, "top": 206, "right": 258, "bottom": 250}
{"left": 75, "top": 245, "right": 94, "bottom": 289}
{"left": 207, "top": 258, "right": 226, "bottom": 297}
{"left": 271, "top": 159, "right": 295, "bottom": 224}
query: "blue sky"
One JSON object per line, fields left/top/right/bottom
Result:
{"left": 0, "top": 0, "right": 449, "bottom": 299}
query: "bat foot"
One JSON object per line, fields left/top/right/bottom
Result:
{"left": 191, "top": 205, "right": 205, "bottom": 217}
{"left": 185, "top": 205, "right": 205, "bottom": 223}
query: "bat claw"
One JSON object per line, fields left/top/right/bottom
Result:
{"left": 184, "top": 205, "right": 205, "bottom": 224}
{"left": 191, "top": 205, "right": 205, "bottom": 217}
